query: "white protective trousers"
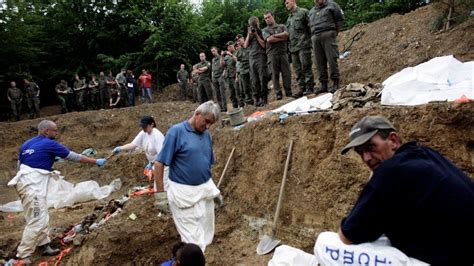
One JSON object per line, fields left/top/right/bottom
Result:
{"left": 167, "top": 178, "right": 220, "bottom": 252}
{"left": 314, "top": 232, "right": 428, "bottom": 265}
{"left": 8, "top": 164, "right": 53, "bottom": 259}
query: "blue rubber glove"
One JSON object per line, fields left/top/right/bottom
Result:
{"left": 96, "top": 158, "right": 106, "bottom": 167}
{"left": 112, "top": 147, "right": 121, "bottom": 154}
{"left": 146, "top": 162, "right": 153, "bottom": 170}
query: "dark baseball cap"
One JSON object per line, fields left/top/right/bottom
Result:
{"left": 341, "top": 115, "right": 396, "bottom": 155}
{"left": 140, "top": 116, "right": 155, "bottom": 128}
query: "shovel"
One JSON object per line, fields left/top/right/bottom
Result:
{"left": 256, "top": 139, "right": 294, "bottom": 255}
{"left": 217, "top": 147, "right": 235, "bottom": 188}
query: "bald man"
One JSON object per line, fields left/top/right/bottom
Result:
{"left": 8, "top": 120, "right": 107, "bottom": 263}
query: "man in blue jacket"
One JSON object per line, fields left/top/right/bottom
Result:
{"left": 315, "top": 115, "right": 474, "bottom": 265}
{"left": 8, "top": 120, "right": 106, "bottom": 263}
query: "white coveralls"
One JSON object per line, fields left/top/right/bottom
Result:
{"left": 8, "top": 164, "right": 54, "bottom": 259}
{"left": 167, "top": 178, "right": 220, "bottom": 252}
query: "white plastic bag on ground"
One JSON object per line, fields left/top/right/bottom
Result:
{"left": 268, "top": 245, "right": 318, "bottom": 266}
{"left": 381, "top": 55, "right": 473, "bottom": 105}
{"left": 0, "top": 177, "right": 122, "bottom": 212}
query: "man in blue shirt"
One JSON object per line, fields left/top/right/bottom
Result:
{"left": 8, "top": 120, "right": 106, "bottom": 263}
{"left": 154, "top": 101, "right": 222, "bottom": 252}
{"left": 314, "top": 115, "right": 474, "bottom": 265}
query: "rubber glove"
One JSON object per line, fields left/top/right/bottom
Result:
{"left": 146, "top": 162, "right": 153, "bottom": 170}
{"left": 214, "top": 194, "right": 224, "bottom": 207}
{"left": 112, "top": 146, "right": 121, "bottom": 154}
{"left": 96, "top": 158, "right": 106, "bottom": 167}
{"left": 154, "top": 192, "right": 169, "bottom": 213}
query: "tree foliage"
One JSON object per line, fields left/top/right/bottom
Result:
{"left": 0, "top": 0, "right": 429, "bottom": 105}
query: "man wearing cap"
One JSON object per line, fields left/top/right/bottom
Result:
{"left": 210, "top": 47, "right": 227, "bottom": 112}
{"left": 9, "top": 120, "right": 107, "bottom": 263}
{"left": 221, "top": 41, "right": 240, "bottom": 109}
{"left": 153, "top": 101, "right": 222, "bottom": 252}
{"left": 314, "top": 115, "right": 474, "bottom": 265}
{"left": 112, "top": 116, "right": 168, "bottom": 188}
{"left": 235, "top": 34, "right": 254, "bottom": 105}
{"left": 195, "top": 52, "right": 214, "bottom": 103}
{"left": 285, "top": 0, "right": 315, "bottom": 96}
{"left": 262, "top": 11, "right": 294, "bottom": 100}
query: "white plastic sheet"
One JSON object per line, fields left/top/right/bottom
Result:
{"left": 381, "top": 55, "right": 473, "bottom": 105}
{"left": 0, "top": 177, "right": 122, "bottom": 212}
{"left": 272, "top": 93, "right": 333, "bottom": 113}
{"left": 268, "top": 245, "right": 318, "bottom": 266}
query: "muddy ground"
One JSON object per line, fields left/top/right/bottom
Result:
{"left": 0, "top": 4, "right": 473, "bottom": 265}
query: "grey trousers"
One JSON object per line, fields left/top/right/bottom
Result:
{"left": 212, "top": 76, "right": 227, "bottom": 111}
{"left": 291, "top": 48, "right": 315, "bottom": 92}
{"left": 249, "top": 55, "right": 269, "bottom": 99}
{"left": 311, "top": 30, "right": 340, "bottom": 82}
{"left": 268, "top": 53, "right": 292, "bottom": 96}
{"left": 197, "top": 78, "right": 213, "bottom": 103}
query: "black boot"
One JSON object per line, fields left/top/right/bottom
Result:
{"left": 303, "top": 87, "right": 314, "bottom": 95}
{"left": 329, "top": 79, "right": 340, "bottom": 93}
{"left": 255, "top": 97, "right": 263, "bottom": 107}
{"left": 314, "top": 81, "right": 328, "bottom": 94}
{"left": 39, "top": 244, "right": 60, "bottom": 256}
{"left": 291, "top": 91, "right": 303, "bottom": 98}
{"left": 276, "top": 91, "right": 283, "bottom": 100}
{"left": 262, "top": 94, "right": 268, "bottom": 105}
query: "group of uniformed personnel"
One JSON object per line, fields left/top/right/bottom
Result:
{"left": 6, "top": 79, "right": 41, "bottom": 121}
{"left": 178, "top": 0, "right": 344, "bottom": 111}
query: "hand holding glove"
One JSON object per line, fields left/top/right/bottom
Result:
{"left": 146, "top": 162, "right": 153, "bottom": 170}
{"left": 112, "top": 146, "right": 122, "bottom": 154}
{"left": 96, "top": 158, "right": 106, "bottom": 167}
{"left": 214, "top": 194, "right": 224, "bottom": 207}
{"left": 154, "top": 192, "right": 169, "bottom": 213}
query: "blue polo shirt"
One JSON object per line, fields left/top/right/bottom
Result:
{"left": 19, "top": 135, "right": 71, "bottom": 171}
{"left": 341, "top": 142, "right": 474, "bottom": 265}
{"left": 157, "top": 121, "right": 214, "bottom": 186}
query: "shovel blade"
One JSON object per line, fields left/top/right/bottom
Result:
{"left": 256, "top": 235, "right": 281, "bottom": 255}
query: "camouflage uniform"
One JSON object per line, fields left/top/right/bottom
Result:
{"left": 7, "top": 86, "right": 22, "bottom": 121}
{"left": 196, "top": 60, "right": 213, "bottom": 103}
{"left": 247, "top": 29, "right": 269, "bottom": 105}
{"left": 286, "top": 6, "right": 315, "bottom": 94}
{"left": 223, "top": 52, "right": 239, "bottom": 108}
{"left": 211, "top": 55, "right": 227, "bottom": 111}
{"left": 73, "top": 79, "right": 86, "bottom": 110}
{"left": 309, "top": 0, "right": 344, "bottom": 92}
{"left": 55, "top": 81, "right": 70, "bottom": 113}
{"left": 235, "top": 46, "right": 253, "bottom": 105}
{"left": 98, "top": 75, "right": 109, "bottom": 109}
{"left": 262, "top": 23, "right": 293, "bottom": 98}
{"left": 176, "top": 69, "right": 189, "bottom": 100}
{"left": 24, "top": 82, "right": 40, "bottom": 118}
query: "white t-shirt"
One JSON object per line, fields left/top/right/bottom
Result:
{"left": 131, "top": 128, "right": 165, "bottom": 163}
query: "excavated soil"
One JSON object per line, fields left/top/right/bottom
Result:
{"left": 1, "top": 4, "right": 473, "bottom": 265}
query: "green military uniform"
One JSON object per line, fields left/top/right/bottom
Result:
{"left": 309, "top": 0, "right": 344, "bottom": 92}
{"left": 191, "top": 66, "right": 199, "bottom": 103}
{"left": 115, "top": 72, "right": 129, "bottom": 107}
{"left": 73, "top": 79, "right": 86, "bottom": 110}
{"left": 235, "top": 46, "right": 253, "bottom": 105}
{"left": 55, "top": 82, "right": 70, "bottom": 113}
{"left": 196, "top": 60, "right": 213, "bottom": 103}
{"left": 24, "top": 82, "right": 40, "bottom": 118}
{"left": 98, "top": 75, "right": 109, "bottom": 109}
{"left": 223, "top": 51, "right": 239, "bottom": 109}
{"left": 262, "top": 23, "right": 293, "bottom": 98}
{"left": 7, "top": 86, "right": 22, "bottom": 121}
{"left": 211, "top": 55, "right": 227, "bottom": 111}
{"left": 286, "top": 6, "right": 315, "bottom": 95}
{"left": 89, "top": 79, "right": 99, "bottom": 110}
{"left": 176, "top": 69, "right": 189, "bottom": 101}
{"left": 247, "top": 29, "right": 269, "bottom": 105}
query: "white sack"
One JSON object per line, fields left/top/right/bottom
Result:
{"left": 381, "top": 55, "right": 473, "bottom": 106}
{"left": 272, "top": 93, "right": 333, "bottom": 113}
{"left": 268, "top": 245, "right": 318, "bottom": 266}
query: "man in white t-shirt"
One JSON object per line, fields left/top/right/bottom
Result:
{"left": 113, "top": 116, "right": 169, "bottom": 189}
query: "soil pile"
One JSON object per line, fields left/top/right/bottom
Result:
{"left": 0, "top": 4, "right": 473, "bottom": 265}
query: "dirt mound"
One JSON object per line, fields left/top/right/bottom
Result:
{"left": 1, "top": 4, "right": 473, "bottom": 265}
